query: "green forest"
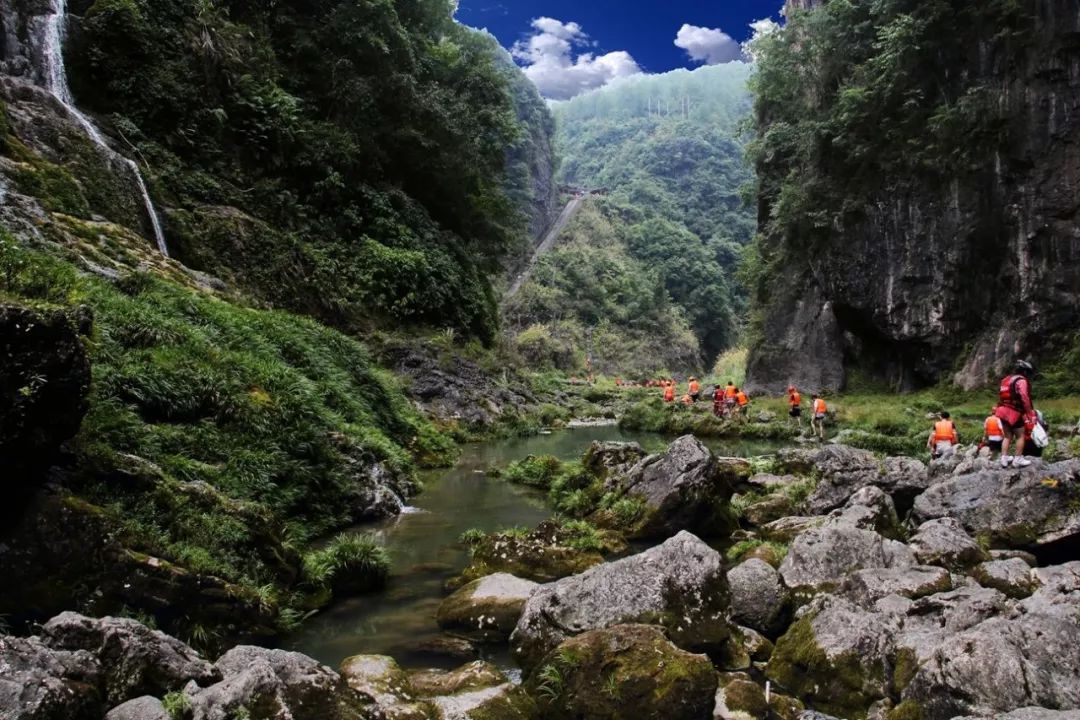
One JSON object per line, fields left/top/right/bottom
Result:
{"left": 504, "top": 63, "right": 756, "bottom": 374}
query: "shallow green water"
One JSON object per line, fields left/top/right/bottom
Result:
{"left": 287, "top": 427, "right": 780, "bottom": 671}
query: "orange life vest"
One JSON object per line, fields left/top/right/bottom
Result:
{"left": 813, "top": 398, "right": 827, "bottom": 414}
{"left": 725, "top": 385, "right": 737, "bottom": 399}
{"left": 984, "top": 416, "right": 1004, "bottom": 438}
{"left": 736, "top": 391, "right": 749, "bottom": 406}
{"left": 681, "top": 394, "right": 693, "bottom": 405}
{"left": 689, "top": 381, "right": 701, "bottom": 395}
{"left": 789, "top": 391, "right": 801, "bottom": 407}
{"left": 933, "top": 420, "right": 958, "bottom": 444}
{"left": 663, "top": 385, "right": 675, "bottom": 402}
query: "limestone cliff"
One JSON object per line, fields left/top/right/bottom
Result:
{"left": 746, "top": 0, "right": 1080, "bottom": 394}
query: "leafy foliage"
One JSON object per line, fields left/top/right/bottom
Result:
{"left": 67, "top": 0, "right": 552, "bottom": 341}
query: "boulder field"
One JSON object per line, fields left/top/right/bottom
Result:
{"left": 3, "top": 439, "right": 1079, "bottom": 720}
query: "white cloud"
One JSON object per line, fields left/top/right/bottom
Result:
{"left": 743, "top": 17, "right": 782, "bottom": 60}
{"left": 512, "top": 17, "right": 642, "bottom": 100}
{"left": 674, "top": 24, "right": 743, "bottom": 65}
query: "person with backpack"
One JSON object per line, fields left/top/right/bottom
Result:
{"left": 994, "top": 360, "right": 1037, "bottom": 468}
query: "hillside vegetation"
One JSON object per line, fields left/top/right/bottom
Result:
{"left": 505, "top": 63, "right": 756, "bottom": 373}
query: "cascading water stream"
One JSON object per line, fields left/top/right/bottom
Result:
{"left": 38, "top": 0, "right": 169, "bottom": 256}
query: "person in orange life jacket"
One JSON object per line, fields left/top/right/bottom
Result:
{"left": 680, "top": 393, "right": 694, "bottom": 406}
{"left": 927, "top": 411, "right": 959, "bottom": 459}
{"left": 735, "top": 388, "right": 750, "bottom": 420}
{"left": 663, "top": 381, "right": 676, "bottom": 403}
{"left": 811, "top": 394, "right": 828, "bottom": 439}
{"left": 787, "top": 385, "right": 802, "bottom": 427}
{"left": 982, "top": 409, "right": 1005, "bottom": 458}
{"left": 688, "top": 377, "right": 702, "bottom": 403}
{"left": 724, "top": 381, "right": 738, "bottom": 413}
{"left": 994, "top": 360, "right": 1037, "bottom": 468}
{"left": 1023, "top": 409, "right": 1047, "bottom": 459}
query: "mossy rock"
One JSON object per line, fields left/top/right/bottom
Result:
{"left": 715, "top": 676, "right": 768, "bottom": 719}
{"left": 526, "top": 624, "right": 717, "bottom": 720}
{"left": 450, "top": 521, "right": 604, "bottom": 588}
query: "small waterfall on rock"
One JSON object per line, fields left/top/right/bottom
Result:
{"left": 36, "top": 0, "right": 169, "bottom": 256}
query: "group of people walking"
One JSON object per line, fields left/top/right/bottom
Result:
{"left": 658, "top": 378, "right": 751, "bottom": 418}
{"left": 928, "top": 360, "right": 1048, "bottom": 467}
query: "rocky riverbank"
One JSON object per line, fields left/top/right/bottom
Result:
{"left": 5, "top": 436, "right": 1079, "bottom": 720}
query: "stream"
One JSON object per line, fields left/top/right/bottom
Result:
{"left": 287, "top": 426, "right": 781, "bottom": 671}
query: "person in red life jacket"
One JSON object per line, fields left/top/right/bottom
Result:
{"left": 688, "top": 377, "right": 702, "bottom": 402}
{"left": 927, "top": 411, "right": 960, "bottom": 459}
{"left": 787, "top": 385, "right": 802, "bottom": 427}
{"left": 982, "top": 409, "right": 1005, "bottom": 458}
{"left": 663, "top": 380, "right": 676, "bottom": 403}
{"left": 712, "top": 384, "right": 725, "bottom": 418}
{"left": 994, "top": 360, "right": 1037, "bottom": 468}
{"left": 811, "top": 394, "right": 828, "bottom": 440}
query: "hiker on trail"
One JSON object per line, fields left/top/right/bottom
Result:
{"left": 689, "top": 377, "right": 702, "bottom": 403}
{"left": 811, "top": 394, "right": 828, "bottom": 439}
{"left": 736, "top": 388, "right": 750, "bottom": 419}
{"left": 712, "top": 385, "right": 725, "bottom": 418}
{"left": 663, "top": 381, "right": 676, "bottom": 403}
{"left": 1023, "top": 409, "right": 1048, "bottom": 459}
{"left": 982, "top": 409, "right": 1005, "bottom": 459}
{"left": 927, "top": 411, "right": 959, "bottom": 459}
{"left": 787, "top": 385, "right": 802, "bottom": 427}
{"left": 724, "top": 382, "right": 738, "bottom": 414}
{"left": 994, "top": 360, "right": 1037, "bottom": 468}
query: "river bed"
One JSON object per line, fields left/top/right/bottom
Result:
{"left": 287, "top": 427, "right": 781, "bottom": 670}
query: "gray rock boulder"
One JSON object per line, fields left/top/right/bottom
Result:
{"left": 760, "top": 516, "right": 825, "bottom": 543}
{"left": 953, "top": 710, "right": 1080, "bottom": 720}
{"left": 742, "top": 493, "right": 797, "bottom": 527}
{"left": 510, "top": 531, "right": 730, "bottom": 673}
{"left": 339, "top": 655, "right": 431, "bottom": 720}
{"left": 803, "top": 446, "right": 882, "bottom": 515}
{"left": 971, "top": 558, "right": 1039, "bottom": 598}
{"left": 0, "top": 635, "right": 102, "bottom": 720}
{"left": 824, "top": 486, "right": 901, "bottom": 538}
{"left": 887, "top": 586, "right": 1011, "bottom": 665}
{"left": 584, "top": 441, "right": 645, "bottom": 483}
{"left": 778, "top": 526, "right": 916, "bottom": 592}
{"left": 877, "top": 456, "right": 932, "bottom": 511}
{"left": 840, "top": 566, "right": 952, "bottom": 607}
{"left": 41, "top": 612, "right": 218, "bottom": 706}
{"left": 1020, "top": 562, "right": 1080, "bottom": 620}
{"left": 907, "top": 518, "right": 988, "bottom": 571}
{"left": 610, "top": 436, "right": 740, "bottom": 539}
{"left": 187, "top": 646, "right": 370, "bottom": 720}
{"left": 436, "top": 573, "right": 538, "bottom": 642}
{"left": 728, "top": 558, "right": 789, "bottom": 636}
{"left": 911, "top": 461, "right": 1080, "bottom": 547}
{"left": 104, "top": 697, "right": 169, "bottom": 720}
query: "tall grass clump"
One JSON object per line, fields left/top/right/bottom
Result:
{"left": 303, "top": 534, "right": 390, "bottom": 594}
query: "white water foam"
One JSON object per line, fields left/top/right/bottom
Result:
{"left": 39, "top": 0, "right": 168, "bottom": 255}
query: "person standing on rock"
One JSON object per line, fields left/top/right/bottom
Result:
{"left": 927, "top": 411, "right": 959, "bottom": 459}
{"left": 982, "top": 409, "right": 1005, "bottom": 458}
{"left": 811, "top": 394, "right": 828, "bottom": 439}
{"left": 994, "top": 360, "right": 1037, "bottom": 468}
{"left": 787, "top": 385, "right": 802, "bottom": 427}
{"left": 688, "top": 377, "right": 701, "bottom": 403}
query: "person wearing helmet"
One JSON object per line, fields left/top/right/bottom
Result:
{"left": 994, "top": 360, "right": 1037, "bottom": 468}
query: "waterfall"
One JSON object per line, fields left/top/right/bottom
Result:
{"left": 37, "top": 0, "right": 169, "bottom": 256}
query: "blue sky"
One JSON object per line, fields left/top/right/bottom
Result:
{"left": 457, "top": 0, "right": 783, "bottom": 98}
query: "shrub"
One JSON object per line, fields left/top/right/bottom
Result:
{"left": 503, "top": 454, "right": 564, "bottom": 489}
{"left": 302, "top": 534, "right": 390, "bottom": 595}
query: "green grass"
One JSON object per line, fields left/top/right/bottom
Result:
{"left": 303, "top": 533, "right": 390, "bottom": 593}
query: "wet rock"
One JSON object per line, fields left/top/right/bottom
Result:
{"left": 339, "top": 655, "right": 431, "bottom": 720}
{"left": 803, "top": 446, "right": 882, "bottom": 515}
{"left": 824, "top": 486, "right": 901, "bottom": 538}
{"left": 728, "top": 558, "right": 789, "bottom": 636}
{"left": 436, "top": 574, "right": 538, "bottom": 642}
{"left": 186, "top": 646, "right": 370, "bottom": 720}
{"left": 907, "top": 518, "right": 988, "bottom": 571}
{"left": 911, "top": 462, "right": 1080, "bottom": 548}
{"left": 0, "top": 635, "right": 102, "bottom": 720}
{"left": 840, "top": 566, "right": 952, "bottom": 607}
{"left": 428, "top": 681, "right": 536, "bottom": 720}
{"left": 778, "top": 526, "right": 916, "bottom": 592}
{"left": 901, "top": 613, "right": 1080, "bottom": 720}
{"left": 0, "top": 303, "right": 92, "bottom": 480}
{"left": 399, "top": 636, "right": 479, "bottom": 665}
{"left": 511, "top": 531, "right": 731, "bottom": 673}
{"left": 760, "top": 516, "right": 825, "bottom": 543}
{"left": 451, "top": 521, "right": 603, "bottom": 588}
{"left": 527, "top": 624, "right": 717, "bottom": 720}
{"left": 41, "top": 612, "right": 219, "bottom": 706}
{"left": 606, "top": 435, "right": 741, "bottom": 540}
{"left": 971, "top": 558, "right": 1039, "bottom": 598}
{"left": 104, "top": 697, "right": 169, "bottom": 720}
{"left": 767, "top": 595, "right": 900, "bottom": 718}
{"left": 409, "top": 662, "right": 506, "bottom": 697}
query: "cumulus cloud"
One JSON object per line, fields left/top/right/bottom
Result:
{"left": 512, "top": 17, "right": 642, "bottom": 100}
{"left": 743, "top": 17, "right": 782, "bottom": 60}
{"left": 674, "top": 24, "right": 744, "bottom": 65}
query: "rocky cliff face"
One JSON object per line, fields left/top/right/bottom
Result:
{"left": 747, "top": 0, "right": 1080, "bottom": 394}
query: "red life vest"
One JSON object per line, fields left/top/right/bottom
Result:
{"left": 999, "top": 375, "right": 1024, "bottom": 410}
